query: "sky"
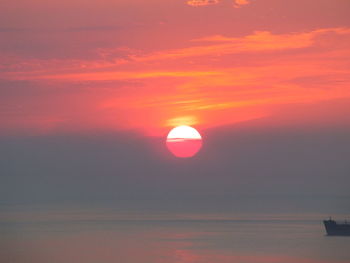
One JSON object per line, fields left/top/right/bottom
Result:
{"left": 0, "top": 0, "right": 350, "bottom": 214}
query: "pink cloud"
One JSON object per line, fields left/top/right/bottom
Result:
{"left": 186, "top": 0, "right": 252, "bottom": 8}
{"left": 187, "top": 0, "right": 221, "bottom": 7}
{"left": 1, "top": 27, "right": 350, "bottom": 135}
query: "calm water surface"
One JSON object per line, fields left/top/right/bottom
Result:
{"left": 1, "top": 209, "right": 349, "bottom": 263}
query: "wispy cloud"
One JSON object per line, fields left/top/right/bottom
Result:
{"left": 4, "top": 27, "right": 348, "bottom": 77}
{"left": 186, "top": 0, "right": 252, "bottom": 8}
{"left": 233, "top": 0, "right": 251, "bottom": 8}
{"left": 187, "top": 0, "right": 220, "bottom": 7}
{"left": 1, "top": 27, "right": 350, "bottom": 135}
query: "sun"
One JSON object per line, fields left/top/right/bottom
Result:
{"left": 166, "top": 125, "right": 202, "bottom": 158}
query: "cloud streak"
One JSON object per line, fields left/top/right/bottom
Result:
{"left": 186, "top": 0, "right": 252, "bottom": 8}
{"left": 233, "top": 0, "right": 251, "bottom": 8}
{"left": 1, "top": 27, "right": 350, "bottom": 135}
{"left": 187, "top": 0, "right": 220, "bottom": 7}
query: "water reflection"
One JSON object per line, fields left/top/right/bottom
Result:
{"left": 0, "top": 211, "right": 349, "bottom": 263}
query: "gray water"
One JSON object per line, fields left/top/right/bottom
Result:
{"left": 1, "top": 207, "right": 349, "bottom": 263}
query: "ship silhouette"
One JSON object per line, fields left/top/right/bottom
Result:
{"left": 323, "top": 218, "right": 350, "bottom": 236}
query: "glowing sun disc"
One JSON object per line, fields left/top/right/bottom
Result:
{"left": 166, "top": 125, "right": 202, "bottom": 158}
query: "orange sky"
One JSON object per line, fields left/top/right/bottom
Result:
{"left": 1, "top": 0, "right": 350, "bottom": 136}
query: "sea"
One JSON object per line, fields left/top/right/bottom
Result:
{"left": 1, "top": 205, "right": 349, "bottom": 263}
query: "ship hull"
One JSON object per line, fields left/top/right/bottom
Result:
{"left": 323, "top": 220, "right": 350, "bottom": 236}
